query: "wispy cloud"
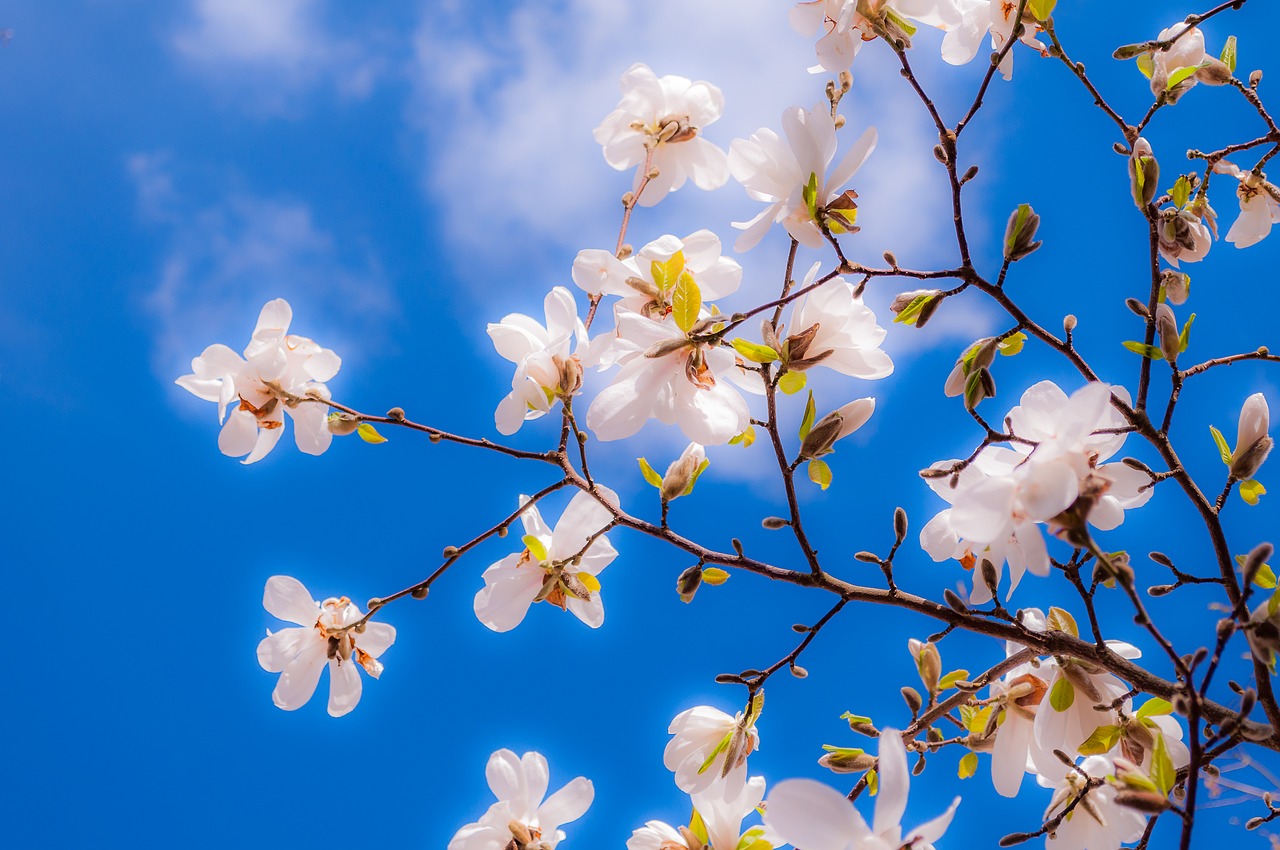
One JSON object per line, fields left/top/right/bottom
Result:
{"left": 129, "top": 153, "right": 394, "bottom": 386}
{"left": 172, "top": 0, "right": 384, "bottom": 107}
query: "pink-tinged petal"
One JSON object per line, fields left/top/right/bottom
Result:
{"left": 254, "top": 298, "right": 293, "bottom": 337}
{"left": 684, "top": 137, "right": 730, "bottom": 193}
{"left": 327, "top": 657, "right": 363, "bottom": 717}
{"left": 257, "top": 627, "right": 312, "bottom": 673}
{"left": 175, "top": 374, "right": 223, "bottom": 404}
{"left": 486, "top": 748, "right": 524, "bottom": 805}
{"left": 242, "top": 415, "right": 285, "bottom": 465}
{"left": 218, "top": 409, "right": 258, "bottom": 457}
{"left": 538, "top": 777, "right": 594, "bottom": 829}
{"left": 305, "top": 349, "right": 341, "bottom": 382}
{"left": 731, "top": 205, "right": 780, "bottom": 253}
{"left": 637, "top": 161, "right": 679, "bottom": 206}
{"left": 1014, "top": 520, "right": 1050, "bottom": 577}
{"left": 572, "top": 249, "right": 633, "bottom": 298}
{"left": 992, "top": 711, "right": 1033, "bottom": 797}
{"left": 789, "top": 0, "right": 826, "bottom": 36}
{"left": 566, "top": 593, "right": 605, "bottom": 629}
{"left": 673, "top": 377, "right": 750, "bottom": 445}
{"left": 1020, "top": 459, "right": 1079, "bottom": 521}
{"left": 289, "top": 403, "right": 332, "bottom": 456}
{"left": 919, "top": 511, "right": 962, "bottom": 562}
{"left": 765, "top": 778, "right": 867, "bottom": 850}
{"left": 950, "top": 476, "right": 1016, "bottom": 542}
{"left": 488, "top": 320, "right": 544, "bottom": 364}
{"left": 543, "top": 286, "right": 580, "bottom": 343}
{"left": 873, "top": 729, "right": 909, "bottom": 836}
{"left": 191, "top": 343, "right": 245, "bottom": 378}
{"left": 782, "top": 107, "right": 825, "bottom": 181}
{"left": 834, "top": 397, "right": 875, "bottom": 439}
{"left": 587, "top": 356, "right": 679, "bottom": 441}
{"left": 680, "top": 229, "right": 723, "bottom": 270}
{"left": 264, "top": 576, "right": 320, "bottom": 626}
{"left": 520, "top": 751, "right": 551, "bottom": 818}
{"left": 271, "top": 638, "right": 328, "bottom": 710}
{"left": 518, "top": 498, "right": 553, "bottom": 541}
{"left": 906, "top": 796, "right": 960, "bottom": 846}
{"left": 358, "top": 621, "right": 396, "bottom": 658}
{"left": 815, "top": 28, "right": 858, "bottom": 73}
{"left": 827, "top": 126, "right": 877, "bottom": 197}
{"left": 474, "top": 568, "right": 544, "bottom": 632}
{"left": 551, "top": 488, "right": 618, "bottom": 562}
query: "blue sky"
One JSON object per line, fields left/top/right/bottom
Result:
{"left": 5, "top": 1, "right": 1280, "bottom": 847}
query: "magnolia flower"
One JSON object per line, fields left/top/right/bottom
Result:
{"left": 176, "top": 298, "right": 340, "bottom": 464}
{"left": 593, "top": 63, "right": 728, "bottom": 206}
{"left": 474, "top": 489, "right": 619, "bottom": 632}
{"left": 1157, "top": 201, "right": 1216, "bottom": 267}
{"left": 791, "top": 0, "right": 963, "bottom": 72}
{"left": 986, "top": 610, "right": 1057, "bottom": 797}
{"left": 448, "top": 749, "right": 593, "bottom": 850}
{"left": 941, "top": 0, "right": 1046, "bottom": 80}
{"left": 1141, "top": 22, "right": 1207, "bottom": 102}
{"left": 1214, "top": 161, "right": 1280, "bottom": 248}
{"left": 489, "top": 287, "right": 587, "bottom": 435}
{"left": 785, "top": 262, "right": 893, "bottom": 379}
{"left": 1230, "top": 392, "right": 1273, "bottom": 480}
{"left": 1034, "top": 642, "right": 1140, "bottom": 760}
{"left": 586, "top": 309, "right": 755, "bottom": 445}
{"left": 256, "top": 576, "right": 395, "bottom": 717}
{"left": 765, "top": 729, "right": 959, "bottom": 850}
{"left": 665, "top": 705, "right": 761, "bottom": 800}
{"left": 572, "top": 230, "right": 742, "bottom": 316}
{"left": 1037, "top": 756, "right": 1147, "bottom": 850}
{"left": 799, "top": 398, "right": 876, "bottom": 460}
{"left": 627, "top": 776, "right": 770, "bottom": 850}
{"left": 729, "top": 105, "right": 876, "bottom": 251}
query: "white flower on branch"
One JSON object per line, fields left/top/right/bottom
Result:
{"left": 940, "top": 0, "right": 1046, "bottom": 80}
{"left": 572, "top": 230, "right": 742, "bottom": 315}
{"left": 1140, "top": 22, "right": 1208, "bottom": 103}
{"left": 765, "top": 728, "right": 959, "bottom": 850}
{"left": 665, "top": 705, "right": 762, "bottom": 801}
{"left": 791, "top": 0, "right": 964, "bottom": 72}
{"left": 474, "top": 488, "right": 619, "bottom": 632}
{"left": 1033, "top": 642, "right": 1140, "bottom": 763}
{"left": 489, "top": 286, "right": 588, "bottom": 436}
{"left": 729, "top": 105, "right": 876, "bottom": 252}
{"left": 255, "top": 576, "right": 395, "bottom": 717}
{"left": 1213, "top": 161, "right": 1280, "bottom": 249}
{"left": 448, "top": 749, "right": 593, "bottom": 850}
{"left": 176, "top": 298, "right": 340, "bottom": 464}
{"left": 1230, "top": 392, "right": 1273, "bottom": 481}
{"left": 785, "top": 262, "right": 894, "bottom": 379}
{"left": 1036, "top": 756, "right": 1147, "bottom": 850}
{"left": 627, "top": 775, "right": 771, "bottom": 850}
{"left": 593, "top": 63, "right": 729, "bottom": 207}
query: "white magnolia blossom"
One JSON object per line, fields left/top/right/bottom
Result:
{"left": 791, "top": 0, "right": 963, "bottom": 72}
{"left": 665, "top": 705, "right": 761, "bottom": 800}
{"left": 255, "top": 576, "right": 395, "bottom": 717}
{"left": 176, "top": 298, "right": 340, "bottom": 464}
{"left": 1037, "top": 756, "right": 1147, "bottom": 850}
{"left": 786, "top": 262, "right": 894, "bottom": 379}
{"left": 987, "top": 610, "right": 1058, "bottom": 798}
{"left": 1142, "top": 22, "right": 1207, "bottom": 102}
{"left": 729, "top": 105, "right": 876, "bottom": 251}
{"left": 474, "top": 489, "right": 619, "bottom": 632}
{"left": 627, "top": 776, "right": 770, "bottom": 850}
{"left": 586, "top": 308, "right": 757, "bottom": 445}
{"left": 1214, "top": 161, "right": 1280, "bottom": 248}
{"left": 1158, "top": 200, "right": 1216, "bottom": 267}
{"left": 448, "top": 749, "right": 593, "bottom": 850}
{"left": 765, "top": 729, "right": 958, "bottom": 850}
{"left": 941, "top": 0, "right": 1046, "bottom": 79}
{"left": 572, "top": 230, "right": 742, "bottom": 314}
{"left": 1230, "top": 392, "right": 1273, "bottom": 480}
{"left": 593, "top": 63, "right": 729, "bottom": 206}
{"left": 489, "top": 286, "right": 587, "bottom": 435}
{"left": 922, "top": 381, "right": 1151, "bottom": 602}
{"left": 1034, "top": 642, "right": 1140, "bottom": 760}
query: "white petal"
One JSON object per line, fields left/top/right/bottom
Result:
{"left": 873, "top": 729, "right": 909, "bottom": 836}
{"left": 271, "top": 638, "right": 328, "bottom": 710}
{"left": 257, "top": 627, "right": 311, "bottom": 673}
{"left": 538, "top": 777, "right": 594, "bottom": 829}
{"left": 263, "top": 576, "right": 319, "bottom": 626}
{"left": 765, "top": 778, "right": 867, "bottom": 850}
{"left": 327, "top": 657, "right": 363, "bottom": 717}
{"left": 217, "top": 409, "right": 258, "bottom": 458}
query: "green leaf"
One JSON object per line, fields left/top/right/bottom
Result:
{"left": 697, "top": 732, "right": 732, "bottom": 775}
{"left": 841, "top": 711, "right": 873, "bottom": 728}
{"left": 1151, "top": 733, "right": 1175, "bottom": 796}
{"left": 1136, "top": 52, "right": 1155, "bottom": 79}
{"left": 1122, "top": 340, "right": 1164, "bottom": 360}
{"left": 522, "top": 535, "right": 548, "bottom": 562}
{"left": 799, "top": 391, "right": 817, "bottom": 440}
{"left": 731, "top": 338, "right": 780, "bottom": 363}
{"left": 1269, "top": 586, "right": 1280, "bottom": 618}
{"left": 684, "top": 458, "right": 711, "bottom": 496}
{"left": 1221, "top": 35, "right": 1238, "bottom": 73}
{"left": 1237, "top": 553, "right": 1278, "bottom": 588}
{"left": 729, "top": 425, "right": 757, "bottom": 448}
{"left": 1135, "top": 698, "right": 1174, "bottom": 720}
{"left": 1167, "top": 65, "right": 1200, "bottom": 89}
{"left": 1078, "top": 724, "right": 1122, "bottom": 755}
{"left": 1047, "top": 607, "right": 1079, "bottom": 638}
{"left": 650, "top": 250, "right": 686, "bottom": 295}
{"left": 821, "top": 744, "right": 866, "bottom": 756}
{"left": 866, "top": 768, "right": 878, "bottom": 796}
{"left": 938, "top": 669, "right": 970, "bottom": 690}
{"left": 961, "top": 705, "right": 993, "bottom": 734}
{"left": 803, "top": 171, "right": 819, "bottom": 220}
{"left": 958, "top": 751, "right": 979, "bottom": 779}
{"left": 689, "top": 809, "right": 710, "bottom": 846}
{"left": 672, "top": 270, "right": 701, "bottom": 334}
{"left": 638, "top": 457, "right": 663, "bottom": 489}
{"left": 1027, "top": 0, "right": 1056, "bottom": 20}
{"left": 892, "top": 293, "right": 937, "bottom": 326}
{"left": 702, "top": 567, "right": 730, "bottom": 586}
{"left": 998, "top": 332, "right": 1027, "bottom": 357}
{"left": 1049, "top": 677, "right": 1076, "bottom": 712}
{"left": 884, "top": 8, "right": 917, "bottom": 35}
{"left": 778, "top": 369, "right": 807, "bottom": 395}
{"left": 1170, "top": 175, "right": 1192, "bottom": 210}
{"left": 1005, "top": 204, "right": 1031, "bottom": 254}
{"left": 357, "top": 423, "right": 387, "bottom": 444}
{"left": 808, "top": 458, "right": 833, "bottom": 490}
{"left": 1210, "top": 425, "right": 1232, "bottom": 464}
{"left": 1241, "top": 478, "right": 1267, "bottom": 506}
{"left": 1179, "top": 313, "right": 1196, "bottom": 353}
{"left": 748, "top": 690, "right": 766, "bottom": 726}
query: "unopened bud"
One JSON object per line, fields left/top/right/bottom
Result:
{"left": 326, "top": 412, "right": 362, "bottom": 436}
{"left": 1129, "top": 137, "right": 1160, "bottom": 207}
{"left": 961, "top": 164, "right": 979, "bottom": 184}
{"left": 855, "top": 551, "right": 881, "bottom": 563}
{"left": 943, "top": 588, "right": 969, "bottom": 613}
{"left": 676, "top": 565, "right": 703, "bottom": 603}
{"left": 818, "top": 750, "right": 877, "bottom": 773}
{"left": 661, "top": 445, "right": 706, "bottom": 501}
{"left": 883, "top": 250, "right": 899, "bottom": 267}
{"left": 1161, "top": 270, "right": 1191, "bottom": 305}
{"left": 1243, "top": 543, "right": 1275, "bottom": 588}
{"left": 443, "top": 545, "right": 459, "bottom": 558}
{"left": 893, "top": 507, "right": 908, "bottom": 542}
{"left": 1113, "top": 789, "right": 1172, "bottom": 813}
{"left": 1064, "top": 314, "right": 1078, "bottom": 333}
{"left": 410, "top": 585, "right": 429, "bottom": 600}
{"left": 762, "top": 516, "right": 789, "bottom": 529}
{"left": 508, "top": 820, "right": 534, "bottom": 847}
{"left": 911, "top": 640, "right": 943, "bottom": 694}
{"left": 901, "top": 686, "right": 923, "bottom": 716}
{"left": 1003, "top": 203, "right": 1042, "bottom": 261}
{"left": 385, "top": 407, "right": 405, "bottom": 421}
{"left": 1250, "top": 69, "right": 1263, "bottom": 87}
{"left": 980, "top": 559, "right": 1001, "bottom": 600}
{"left": 1195, "top": 56, "right": 1234, "bottom": 86}
{"left": 1147, "top": 584, "right": 1176, "bottom": 597}
{"left": 1155, "top": 303, "right": 1180, "bottom": 364}
{"left": 790, "top": 663, "right": 808, "bottom": 678}
{"left": 1125, "top": 297, "right": 1151, "bottom": 319}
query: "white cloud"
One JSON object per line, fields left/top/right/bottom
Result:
{"left": 129, "top": 153, "right": 394, "bottom": 386}
{"left": 173, "top": 0, "right": 383, "bottom": 104}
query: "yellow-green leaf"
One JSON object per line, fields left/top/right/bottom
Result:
{"left": 893, "top": 293, "right": 937, "bottom": 326}
{"left": 1168, "top": 65, "right": 1200, "bottom": 89}
{"left": 1236, "top": 553, "right": 1277, "bottom": 588}
{"left": 1047, "top": 607, "right": 1079, "bottom": 638}
{"left": 577, "top": 571, "right": 601, "bottom": 593}
{"left": 803, "top": 171, "right": 819, "bottom": 220}
{"left": 638, "top": 457, "right": 663, "bottom": 489}
{"left": 684, "top": 458, "right": 710, "bottom": 496}
{"left": 672, "top": 270, "right": 701, "bottom": 334}
{"left": 1269, "top": 586, "right": 1280, "bottom": 618}
{"left": 958, "top": 751, "right": 978, "bottom": 779}
{"left": 702, "top": 567, "right": 731, "bottom": 586}
{"left": 1135, "top": 698, "right": 1173, "bottom": 720}
{"left": 866, "top": 768, "right": 878, "bottom": 796}
{"left": 1151, "top": 733, "right": 1175, "bottom": 796}
{"left": 650, "top": 251, "right": 686, "bottom": 295}
{"left": 1049, "top": 677, "right": 1075, "bottom": 712}
{"left": 522, "top": 535, "right": 548, "bottom": 562}
{"left": 998, "top": 332, "right": 1027, "bottom": 356}
{"left": 1221, "top": 35, "right": 1237, "bottom": 73}
{"left": 1179, "top": 313, "right": 1196, "bottom": 353}
{"left": 357, "top": 423, "right": 387, "bottom": 444}
{"left": 730, "top": 425, "right": 757, "bottom": 448}
{"left": 1210, "top": 425, "right": 1232, "bottom": 464}
{"left": 697, "top": 733, "right": 732, "bottom": 775}
{"left": 808, "top": 458, "right": 833, "bottom": 490}
{"left": 1027, "top": 0, "right": 1055, "bottom": 20}
{"left": 732, "top": 338, "right": 780, "bottom": 363}
{"left": 778, "top": 369, "right": 807, "bottom": 395}
{"left": 1136, "top": 52, "right": 1155, "bottom": 79}
{"left": 938, "top": 669, "right": 970, "bottom": 690}
{"left": 689, "top": 809, "right": 709, "bottom": 846}
{"left": 1170, "top": 175, "right": 1192, "bottom": 210}
{"left": 1241, "top": 479, "right": 1267, "bottom": 505}
{"left": 1078, "top": 724, "right": 1122, "bottom": 755}
{"left": 1123, "top": 340, "right": 1164, "bottom": 360}
{"left": 799, "top": 391, "right": 817, "bottom": 440}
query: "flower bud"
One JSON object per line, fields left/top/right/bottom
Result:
{"left": 901, "top": 686, "right": 923, "bottom": 715}
{"left": 1195, "top": 56, "right": 1234, "bottom": 86}
{"left": 1003, "top": 203, "right": 1042, "bottom": 261}
{"left": 1231, "top": 393, "right": 1273, "bottom": 480}
{"left": 818, "top": 749, "right": 877, "bottom": 773}
{"left": 1242, "top": 543, "right": 1275, "bottom": 588}
{"left": 327, "top": 412, "right": 362, "bottom": 436}
{"left": 1114, "top": 789, "right": 1172, "bottom": 813}
{"left": 762, "top": 516, "right": 789, "bottom": 529}
{"left": 799, "top": 398, "right": 875, "bottom": 459}
{"left": 889, "top": 289, "right": 942, "bottom": 328}
{"left": 556, "top": 355, "right": 583, "bottom": 396}
{"left": 909, "top": 638, "right": 942, "bottom": 694}
{"left": 1129, "top": 137, "right": 1159, "bottom": 207}
{"left": 661, "top": 443, "right": 706, "bottom": 501}
{"left": 1161, "top": 270, "right": 1191, "bottom": 305}
{"left": 676, "top": 564, "right": 703, "bottom": 603}
{"left": 1155, "top": 303, "right": 1180, "bottom": 364}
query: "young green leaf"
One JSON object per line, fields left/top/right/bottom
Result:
{"left": 672, "top": 271, "right": 702, "bottom": 334}
{"left": 1122, "top": 341, "right": 1164, "bottom": 360}
{"left": 998, "top": 332, "right": 1027, "bottom": 356}
{"left": 1151, "top": 734, "right": 1175, "bottom": 796}
{"left": 522, "top": 535, "right": 548, "bottom": 562}
{"left": 808, "top": 458, "right": 833, "bottom": 490}
{"left": 1178, "top": 313, "right": 1196, "bottom": 352}
{"left": 803, "top": 172, "right": 819, "bottom": 220}
{"left": 778, "top": 369, "right": 807, "bottom": 395}
{"left": 638, "top": 457, "right": 664, "bottom": 489}
{"left": 702, "top": 567, "right": 731, "bottom": 586}
{"left": 1221, "top": 35, "right": 1237, "bottom": 73}
{"left": 958, "top": 751, "right": 978, "bottom": 779}
{"left": 799, "top": 391, "right": 817, "bottom": 440}
{"left": 1241, "top": 478, "right": 1267, "bottom": 506}
{"left": 357, "top": 423, "right": 387, "bottom": 444}
{"left": 1210, "top": 425, "right": 1232, "bottom": 464}
{"left": 1135, "top": 698, "right": 1174, "bottom": 720}
{"left": 1078, "top": 724, "right": 1122, "bottom": 755}
{"left": 938, "top": 670, "right": 970, "bottom": 690}
{"left": 729, "top": 425, "right": 757, "bottom": 448}
{"left": 684, "top": 458, "right": 711, "bottom": 496}
{"left": 731, "top": 338, "right": 780, "bottom": 363}
{"left": 1049, "top": 677, "right": 1075, "bottom": 712}
{"left": 1047, "top": 607, "right": 1079, "bottom": 638}
{"left": 650, "top": 250, "right": 686, "bottom": 295}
